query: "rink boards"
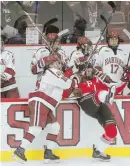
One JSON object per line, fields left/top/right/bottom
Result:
{"left": 0, "top": 97, "right": 130, "bottom": 162}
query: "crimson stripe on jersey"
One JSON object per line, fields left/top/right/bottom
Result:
{"left": 24, "top": 132, "right": 35, "bottom": 142}
{"left": 29, "top": 91, "right": 57, "bottom": 107}
{"left": 31, "top": 65, "right": 37, "bottom": 74}
{"left": 1, "top": 77, "right": 16, "bottom": 88}
{"left": 46, "top": 133, "right": 57, "bottom": 142}
{"left": 4, "top": 67, "right": 15, "bottom": 76}
{"left": 38, "top": 102, "right": 49, "bottom": 127}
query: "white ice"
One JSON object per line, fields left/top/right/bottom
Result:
{"left": 1, "top": 157, "right": 130, "bottom": 166}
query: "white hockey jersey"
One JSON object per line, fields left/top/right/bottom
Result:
{"left": 29, "top": 67, "right": 75, "bottom": 111}
{"left": 0, "top": 50, "right": 17, "bottom": 92}
{"left": 31, "top": 47, "right": 66, "bottom": 82}
{"left": 94, "top": 46, "right": 128, "bottom": 82}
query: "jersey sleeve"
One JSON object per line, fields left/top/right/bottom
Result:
{"left": 94, "top": 48, "right": 104, "bottom": 68}
{"left": 3, "top": 51, "right": 16, "bottom": 81}
{"left": 47, "top": 69, "right": 76, "bottom": 90}
{"left": 31, "top": 51, "right": 45, "bottom": 74}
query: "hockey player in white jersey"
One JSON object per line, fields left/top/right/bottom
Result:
{"left": 68, "top": 36, "right": 93, "bottom": 72}
{"left": 0, "top": 36, "right": 20, "bottom": 98}
{"left": 31, "top": 33, "right": 67, "bottom": 86}
{"left": 12, "top": 52, "right": 77, "bottom": 164}
{"left": 94, "top": 30, "right": 129, "bottom": 84}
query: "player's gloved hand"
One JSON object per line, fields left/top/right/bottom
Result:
{"left": 104, "top": 75, "right": 116, "bottom": 83}
{"left": 42, "top": 54, "right": 59, "bottom": 66}
{"left": 121, "top": 68, "right": 130, "bottom": 82}
{"left": 74, "top": 56, "right": 88, "bottom": 68}
{"left": 64, "top": 68, "right": 73, "bottom": 78}
{"left": 0, "top": 73, "right": 8, "bottom": 83}
{"left": 73, "top": 88, "right": 82, "bottom": 97}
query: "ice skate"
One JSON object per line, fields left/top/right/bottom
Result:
{"left": 92, "top": 144, "right": 111, "bottom": 162}
{"left": 12, "top": 147, "right": 27, "bottom": 163}
{"left": 105, "top": 85, "right": 116, "bottom": 104}
{"left": 44, "top": 146, "right": 60, "bottom": 164}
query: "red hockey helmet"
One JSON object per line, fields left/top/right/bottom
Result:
{"left": 107, "top": 30, "right": 120, "bottom": 49}
{"left": 77, "top": 37, "right": 91, "bottom": 46}
{"left": 107, "top": 30, "right": 120, "bottom": 39}
{"left": 77, "top": 37, "right": 93, "bottom": 56}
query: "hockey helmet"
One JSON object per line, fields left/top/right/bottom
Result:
{"left": 77, "top": 37, "right": 93, "bottom": 56}
{"left": 107, "top": 30, "right": 120, "bottom": 49}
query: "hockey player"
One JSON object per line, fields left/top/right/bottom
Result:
{"left": 31, "top": 33, "right": 67, "bottom": 86}
{"left": 69, "top": 36, "right": 93, "bottom": 62}
{"left": 63, "top": 52, "right": 127, "bottom": 161}
{"left": 94, "top": 30, "right": 129, "bottom": 84}
{"left": 12, "top": 52, "right": 77, "bottom": 164}
{"left": 0, "top": 35, "right": 20, "bottom": 98}
{"left": 63, "top": 65, "right": 116, "bottom": 161}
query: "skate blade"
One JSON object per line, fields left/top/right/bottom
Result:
{"left": 44, "top": 159, "right": 60, "bottom": 164}
{"left": 92, "top": 157, "right": 111, "bottom": 162}
{"left": 12, "top": 154, "right": 26, "bottom": 164}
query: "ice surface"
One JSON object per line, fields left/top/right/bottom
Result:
{"left": 1, "top": 157, "right": 130, "bottom": 166}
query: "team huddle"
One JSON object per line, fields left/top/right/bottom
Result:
{"left": 1, "top": 30, "right": 130, "bottom": 164}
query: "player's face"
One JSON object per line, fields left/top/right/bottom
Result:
{"left": 85, "top": 68, "right": 93, "bottom": 77}
{"left": 108, "top": 37, "right": 118, "bottom": 47}
{"left": 81, "top": 44, "right": 93, "bottom": 56}
{"left": 52, "top": 39, "right": 60, "bottom": 51}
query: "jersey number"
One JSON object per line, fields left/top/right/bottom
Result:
{"left": 111, "top": 64, "right": 119, "bottom": 74}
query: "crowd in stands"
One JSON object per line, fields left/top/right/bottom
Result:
{"left": 1, "top": 1, "right": 130, "bottom": 44}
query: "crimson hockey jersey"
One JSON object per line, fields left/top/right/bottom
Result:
{"left": 78, "top": 77, "right": 127, "bottom": 95}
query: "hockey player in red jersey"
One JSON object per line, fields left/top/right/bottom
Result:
{"left": 63, "top": 45, "right": 128, "bottom": 161}
{"left": 66, "top": 62, "right": 128, "bottom": 161}
{"left": 12, "top": 52, "right": 76, "bottom": 164}
{"left": 0, "top": 35, "right": 20, "bottom": 98}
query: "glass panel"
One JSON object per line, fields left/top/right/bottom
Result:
{"left": 1, "top": 1, "right": 130, "bottom": 43}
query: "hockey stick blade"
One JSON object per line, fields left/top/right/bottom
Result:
{"left": 100, "top": 15, "right": 108, "bottom": 24}
{"left": 123, "top": 29, "right": 130, "bottom": 40}
{"left": 43, "top": 18, "right": 58, "bottom": 32}
{"left": 58, "top": 29, "right": 69, "bottom": 37}
{"left": 108, "top": 1, "right": 116, "bottom": 11}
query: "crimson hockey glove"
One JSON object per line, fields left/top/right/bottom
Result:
{"left": 121, "top": 66, "right": 130, "bottom": 82}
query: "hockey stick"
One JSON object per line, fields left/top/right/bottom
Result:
{"left": 43, "top": 18, "right": 58, "bottom": 33}
{"left": 87, "top": 1, "right": 116, "bottom": 65}
{"left": 123, "top": 29, "right": 130, "bottom": 40}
